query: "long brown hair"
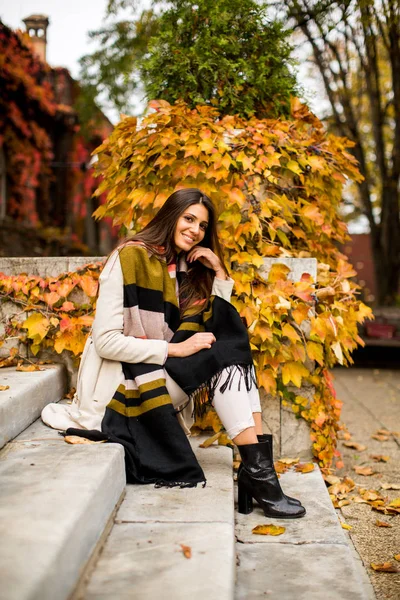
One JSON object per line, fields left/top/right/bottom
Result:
{"left": 129, "top": 188, "right": 228, "bottom": 313}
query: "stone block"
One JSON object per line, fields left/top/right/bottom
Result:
{"left": 84, "top": 522, "right": 235, "bottom": 600}
{"left": 0, "top": 419, "right": 126, "bottom": 600}
{"left": 0, "top": 365, "right": 67, "bottom": 449}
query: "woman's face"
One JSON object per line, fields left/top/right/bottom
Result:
{"left": 173, "top": 203, "right": 209, "bottom": 252}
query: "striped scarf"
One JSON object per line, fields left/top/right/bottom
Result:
{"left": 99, "top": 243, "right": 255, "bottom": 487}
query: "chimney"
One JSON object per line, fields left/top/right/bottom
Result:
{"left": 22, "top": 14, "right": 49, "bottom": 63}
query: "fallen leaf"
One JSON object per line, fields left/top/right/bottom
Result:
{"left": 338, "top": 499, "right": 351, "bottom": 508}
{"left": 252, "top": 524, "right": 286, "bottom": 536}
{"left": 377, "top": 429, "right": 391, "bottom": 436}
{"left": 388, "top": 498, "right": 400, "bottom": 508}
{"left": 352, "top": 496, "right": 369, "bottom": 504}
{"left": 381, "top": 482, "right": 400, "bottom": 490}
{"left": 16, "top": 364, "right": 42, "bottom": 372}
{"left": 0, "top": 385, "right": 10, "bottom": 391}
{"left": 64, "top": 436, "right": 106, "bottom": 445}
{"left": 370, "top": 455, "right": 390, "bottom": 462}
{"left": 361, "top": 491, "right": 382, "bottom": 502}
{"left": 199, "top": 432, "right": 221, "bottom": 448}
{"left": 375, "top": 520, "right": 392, "bottom": 528}
{"left": 394, "top": 554, "right": 400, "bottom": 562}
{"left": 278, "top": 457, "right": 300, "bottom": 465}
{"left": 370, "top": 562, "right": 399, "bottom": 573}
{"left": 353, "top": 466, "right": 375, "bottom": 476}
{"left": 233, "top": 460, "right": 241, "bottom": 471}
{"left": 343, "top": 441, "right": 367, "bottom": 451}
{"left": 341, "top": 523, "right": 352, "bottom": 530}
{"left": 294, "top": 462, "right": 315, "bottom": 473}
{"left": 180, "top": 544, "right": 192, "bottom": 559}
{"left": 65, "top": 387, "right": 76, "bottom": 400}
{"left": 324, "top": 475, "right": 341, "bottom": 485}
{"left": 218, "top": 433, "right": 233, "bottom": 447}
{"left": 371, "top": 434, "right": 390, "bottom": 442}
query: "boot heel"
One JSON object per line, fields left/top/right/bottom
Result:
{"left": 238, "top": 482, "right": 253, "bottom": 514}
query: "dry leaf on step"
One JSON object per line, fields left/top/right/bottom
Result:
{"left": 377, "top": 429, "right": 391, "bottom": 436}
{"left": 370, "top": 562, "right": 399, "bottom": 573}
{"left": 381, "top": 482, "right": 400, "bottom": 490}
{"left": 0, "top": 385, "right": 10, "bottom": 391}
{"left": 199, "top": 432, "right": 221, "bottom": 448}
{"left": 294, "top": 462, "right": 315, "bottom": 473}
{"left": 180, "top": 544, "right": 192, "bottom": 559}
{"left": 16, "top": 364, "right": 42, "bottom": 372}
{"left": 278, "top": 457, "right": 300, "bottom": 465}
{"left": 388, "top": 498, "right": 400, "bottom": 508}
{"left": 64, "top": 436, "right": 106, "bottom": 445}
{"left": 252, "top": 524, "right": 286, "bottom": 536}
{"left": 371, "top": 434, "right": 390, "bottom": 442}
{"left": 353, "top": 466, "right": 375, "bottom": 476}
{"left": 394, "top": 555, "right": 400, "bottom": 562}
{"left": 341, "top": 523, "right": 352, "bottom": 530}
{"left": 375, "top": 520, "right": 392, "bottom": 528}
{"left": 343, "top": 441, "right": 367, "bottom": 451}
{"left": 370, "top": 455, "right": 390, "bottom": 462}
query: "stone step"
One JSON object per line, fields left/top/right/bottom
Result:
{"left": 77, "top": 438, "right": 236, "bottom": 600}
{"left": 0, "top": 418, "right": 126, "bottom": 600}
{"left": 235, "top": 466, "right": 375, "bottom": 600}
{"left": 0, "top": 365, "right": 66, "bottom": 449}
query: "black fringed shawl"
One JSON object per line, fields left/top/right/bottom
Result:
{"left": 67, "top": 243, "right": 256, "bottom": 487}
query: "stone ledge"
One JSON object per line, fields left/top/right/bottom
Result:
{"left": 0, "top": 364, "right": 67, "bottom": 449}
{"left": 0, "top": 418, "right": 126, "bottom": 600}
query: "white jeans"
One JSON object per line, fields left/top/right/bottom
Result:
{"left": 166, "top": 366, "right": 262, "bottom": 440}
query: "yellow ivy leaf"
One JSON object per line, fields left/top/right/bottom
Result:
{"left": 252, "top": 524, "right": 286, "bottom": 536}
{"left": 281, "top": 362, "right": 309, "bottom": 387}
{"left": 258, "top": 369, "right": 277, "bottom": 394}
{"left": 282, "top": 323, "right": 301, "bottom": 343}
{"left": 267, "top": 263, "right": 291, "bottom": 283}
{"left": 22, "top": 313, "right": 50, "bottom": 343}
{"left": 306, "top": 341, "right": 324, "bottom": 366}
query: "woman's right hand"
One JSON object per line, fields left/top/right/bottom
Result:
{"left": 168, "top": 332, "right": 216, "bottom": 358}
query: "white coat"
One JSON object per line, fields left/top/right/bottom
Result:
{"left": 41, "top": 252, "right": 234, "bottom": 432}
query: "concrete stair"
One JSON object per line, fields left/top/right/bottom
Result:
{"left": 0, "top": 365, "right": 66, "bottom": 449}
{"left": 0, "top": 367, "right": 374, "bottom": 600}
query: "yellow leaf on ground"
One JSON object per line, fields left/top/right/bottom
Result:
{"left": 279, "top": 457, "right": 300, "bottom": 465}
{"left": 388, "top": 498, "right": 400, "bottom": 508}
{"left": 370, "top": 562, "right": 399, "bottom": 573}
{"left": 180, "top": 544, "right": 192, "bottom": 559}
{"left": 0, "top": 385, "right": 10, "bottom": 391}
{"left": 64, "top": 436, "right": 106, "bottom": 445}
{"left": 375, "top": 520, "right": 392, "bottom": 528}
{"left": 394, "top": 554, "right": 400, "bottom": 562}
{"left": 252, "top": 524, "right": 286, "bottom": 536}
{"left": 199, "top": 432, "right": 221, "bottom": 448}
{"left": 16, "top": 364, "right": 41, "bottom": 372}
{"left": 353, "top": 466, "right": 375, "bottom": 476}
{"left": 341, "top": 523, "right": 352, "bottom": 530}
{"left": 343, "top": 441, "right": 367, "bottom": 451}
{"left": 294, "top": 462, "right": 315, "bottom": 473}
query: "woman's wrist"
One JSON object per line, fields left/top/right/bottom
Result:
{"left": 215, "top": 269, "right": 228, "bottom": 280}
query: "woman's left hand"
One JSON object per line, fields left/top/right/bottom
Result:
{"left": 187, "top": 246, "right": 226, "bottom": 279}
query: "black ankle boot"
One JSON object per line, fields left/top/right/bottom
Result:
{"left": 237, "top": 441, "right": 306, "bottom": 519}
{"left": 237, "top": 435, "right": 302, "bottom": 507}
{"left": 257, "top": 434, "right": 302, "bottom": 507}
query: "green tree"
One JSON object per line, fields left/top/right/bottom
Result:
{"left": 79, "top": 0, "right": 298, "bottom": 118}
{"left": 276, "top": 0, "right": 400, "bottom": 305}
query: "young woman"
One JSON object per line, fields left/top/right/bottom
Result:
{"left": 42, "top": 188, "right": 305, "bottom": 519}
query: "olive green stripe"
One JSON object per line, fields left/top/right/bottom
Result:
{"left": 178, "top": 322, "right": 205, "bottom": 332}
{"left": 108, "top": 395, "right": 172, "bottom": 417}
{"left": 119, "top": 245, "right": 178, "bottom": 306}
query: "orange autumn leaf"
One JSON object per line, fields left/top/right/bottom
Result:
{"left": 16, "top": 364, "right": 42, "bottom": 372}
{"left": 353, "top": 466, "right": 375, "bottom": 476}
{"left": 343, "top": 441, "right": 367, "bottom": 451}
{"left": 370, "top": 455, "right": 390, "bottom": 462}
{"left": 294, "top": 462, "right": 315, "bottom": 474}
{"left": 180, "top": 544, "right": 192, "bottom": 559}
{"left": 370, "top": 562, "right": 399, "bottom": 573}
{"left": 375, "top": 520, "right": 392, "bottom": 528}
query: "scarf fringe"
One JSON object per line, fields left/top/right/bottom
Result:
{"left": 154, "top": 479, "right": 207, "bottom": 489}
{"left": 189, "top": 363, "right": 257, "bottom": 421}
